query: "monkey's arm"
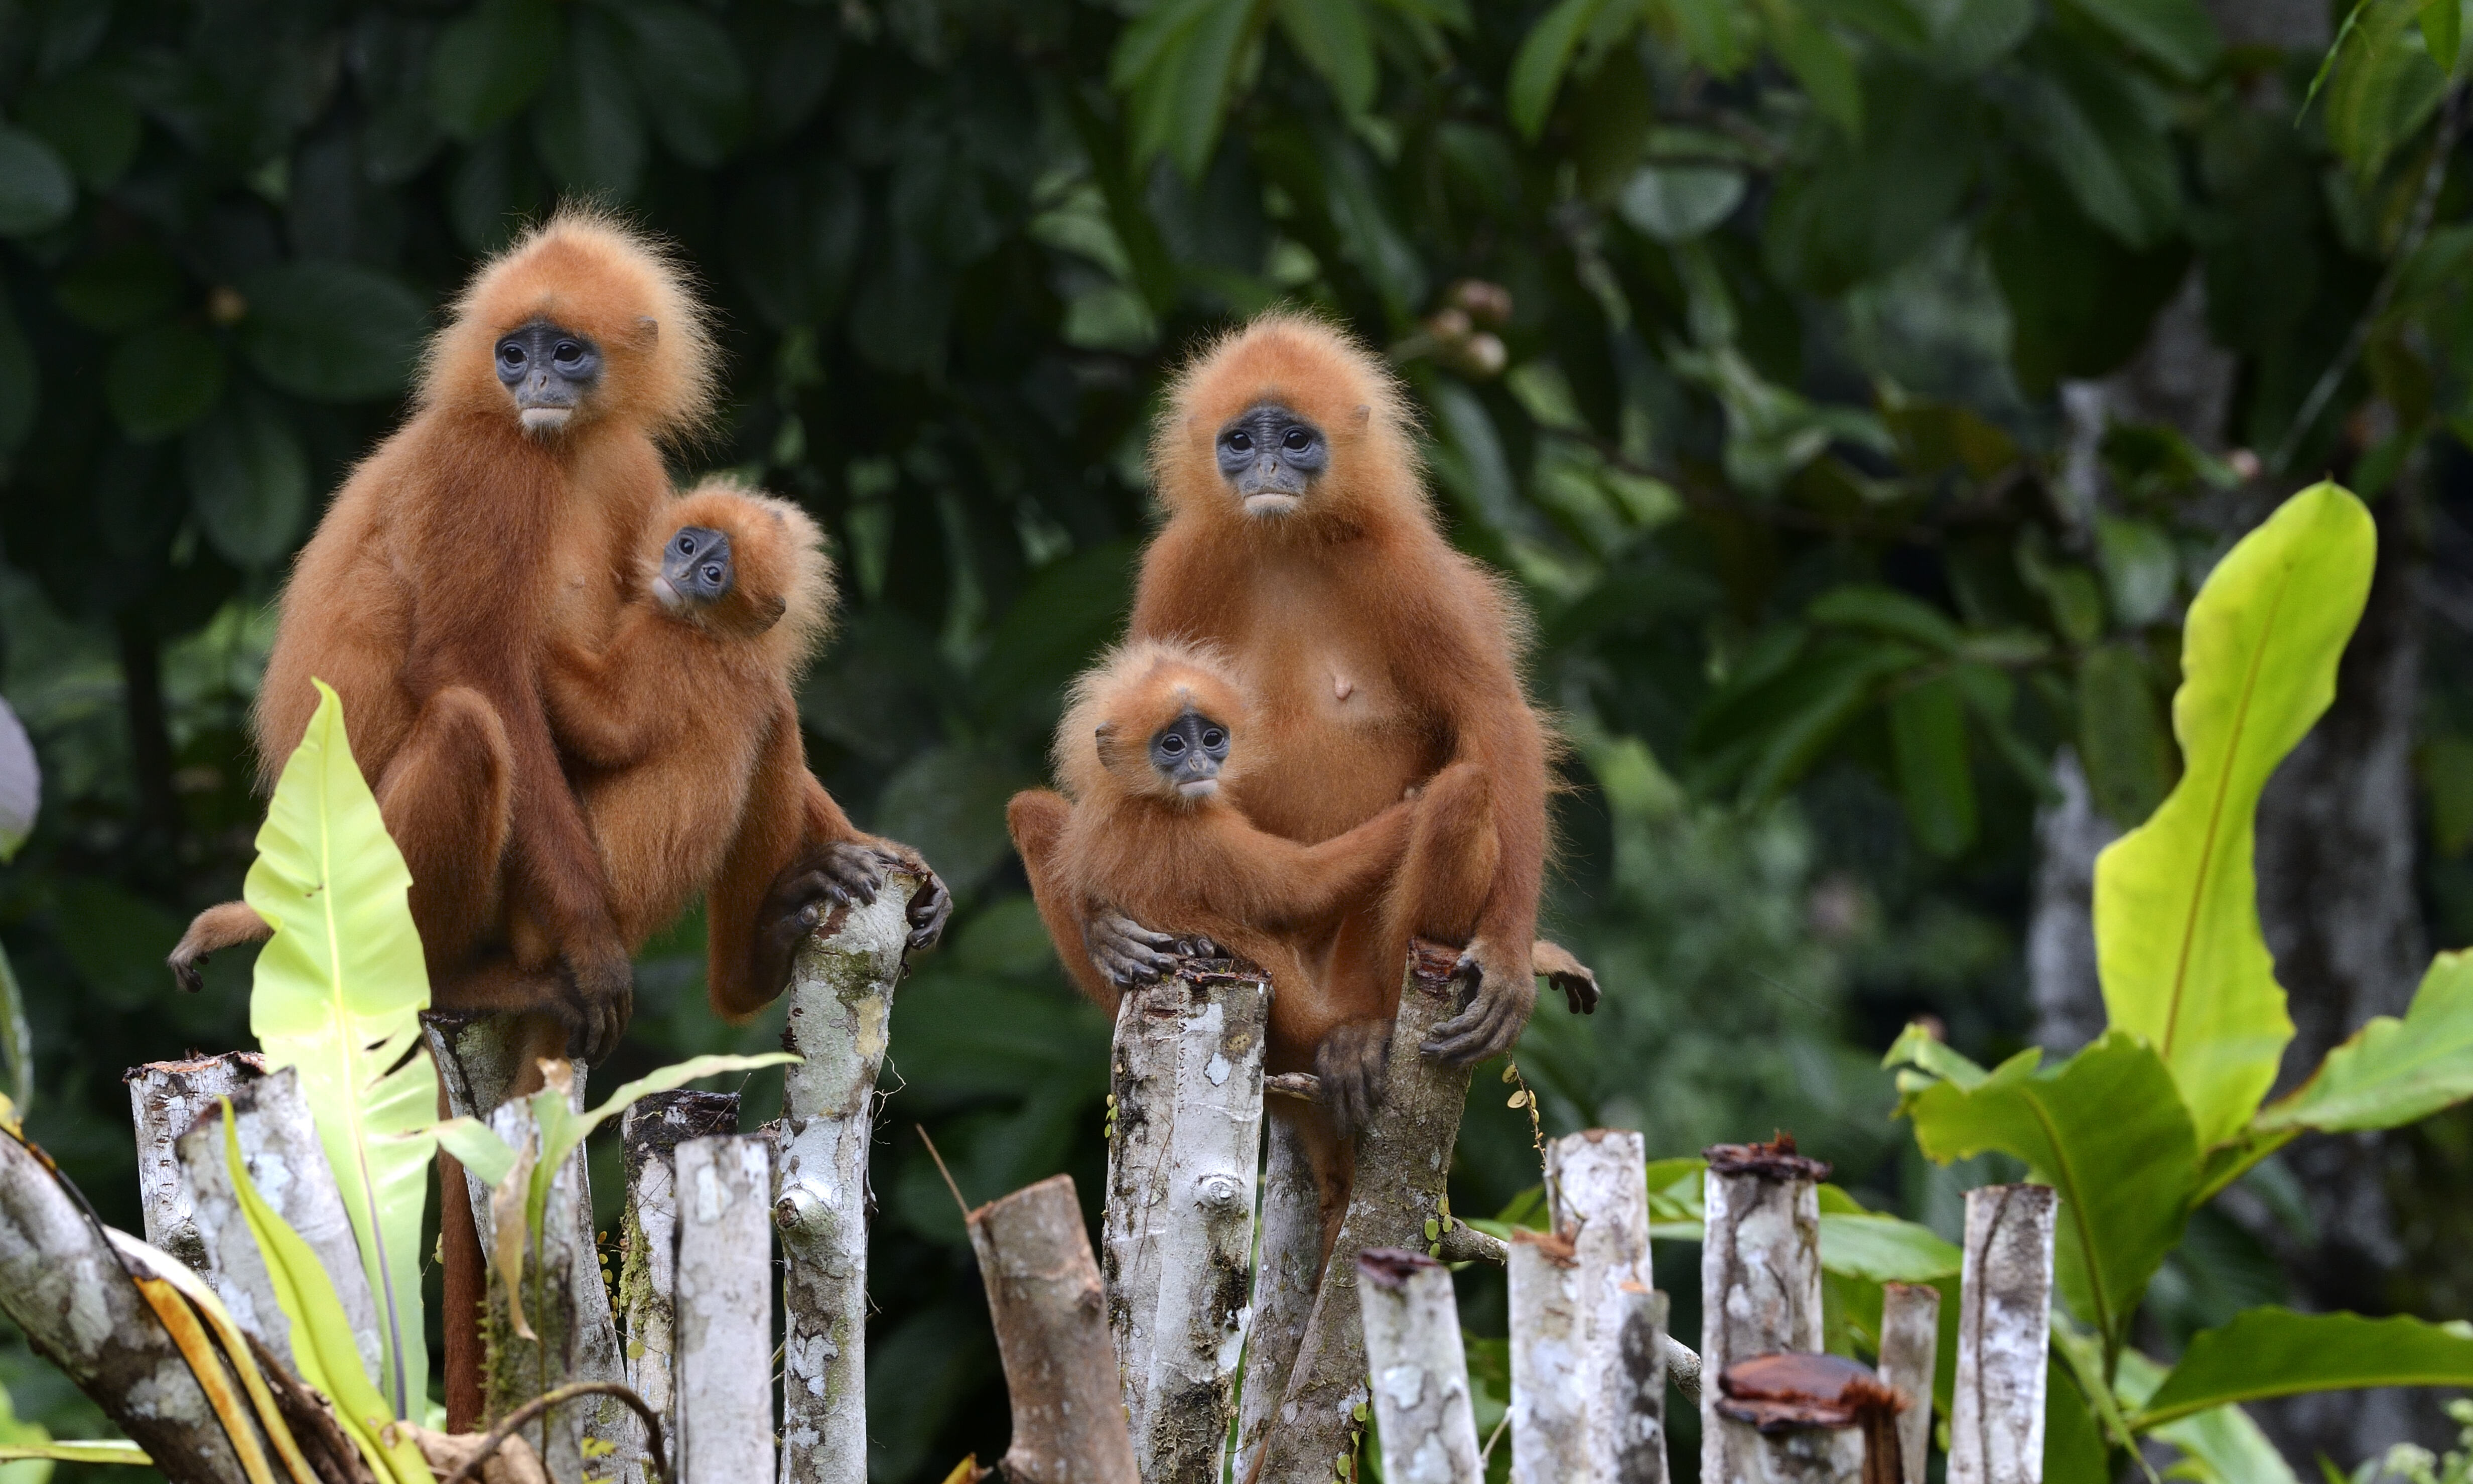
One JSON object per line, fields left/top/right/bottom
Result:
{"left": 538, "top": 608, "right": 683, "bottom": 769}
{"left": 1007, "top": 791, "right": 1123, "bottom": 1012}
{"left": 1235, "top": 799, "right": 1420, "bottom": 930}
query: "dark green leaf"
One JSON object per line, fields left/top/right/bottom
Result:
{"left": 874, "top": 743, "right": 1038, "bottom": 897}
{"left": 183, "top": 390, "right": 309, "bottom": 568}
{"left": 730, "top": 160, "right": 863, "bottom": 331}
{"left": 2044, "top": 1359, "right": 2118, "bottom": 1483}
{"left": 2427, "top": 0, "right": 2463, "bottom": 74}
{"left": 0, "top": 291, "right": 33, "bottom": 468}
{"left": 1902, "top": 1033, "right": 2199, "bottom": 1351}
{"left": 54, "top": 243, "right": 182, "bottom": 333}
{"left": 2011, "top": 35, "right": 2182, "bottom": 247}
{"left": 1891, "top": 674, "right": 1976, "bottom": 856}
{"left": 2094, "top": 515, "right": 2177, "bottom": 627}
{"left": 1670, "top": 0, "right": 1755, "bottom": 72}
{"left": 1615, "top": 164, "right": 1746, "bottom": 241}
{"left": 613, "top": 0, "right": 750, "bottom": 166}
{"left": 1507, "top": 0, "right": 1612, "bottom": 139}
{"left": 973, "top": 542, "right": 1138, "bottom": 727}
{"left": 1760, "top": 0, "right": 1862, "bottom": 135}
{"left": 235, "top": 262, "right": 428, "bottom": 403}
{"left": 1808, "top": 584, "right": 1964, "bottom": 651}
{"left": 2324, "top": 0, "right": 2449, "bottom": 182}
{"left": 2076, "top": 643, "right": 2174, "bottom": 828}
{"left": 1275, "top": 0, "right": 1377, "bottom": 115}
{"left": 106, "top": 323, "right": 226, "bottom": 442}
{"left": 0, "top": 126, "right": 76, "bottom": 237}
{"left": 2136, "top": 1310, "right": 2473, "bottom": 1428}
{"left": 2257, "top": 950, "right": 2473, "bottom": 1134}
{"left": 1115, "top": 0, "right": 1259, "bottom": 178}
{"left": 430, "top": 0, "right": 562, "bottom": 141}
{"left": 531, "top": 9, "right": 645, "bottom": 199}
{"left": 18, "top": 71, "right": 140, "bottom": 188}
{"left": 2061, "top": 0, "right": 2222, "bottom": 80}
{"left": 1763, "top": 64, "right": 1976, "bottom": 293}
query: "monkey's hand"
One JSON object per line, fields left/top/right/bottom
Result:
{"left": 1080, "top": 908, "right": 1217, "bottom": 988}
{"left": 1422, "top": 938, "right": 1537, "bottom": 1064}
{"left": 557, "top": 945, "right": 635, "bottom": 1066}
{"left": 1317, "top": 1019, "right": 1393, "bottom": 1136}
{"left": 1533, "top": 940, "right": 1601, "bottom": 1015}
{"left": 866, "top": 840, "right": 953, "bottom": 951}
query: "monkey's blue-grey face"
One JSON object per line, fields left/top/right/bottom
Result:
{"left": 495, "top": 321, "right": 603, "bottom": 435}
{"left": 1150, "top": 708, "right": 1230, "bottom": 798}
{"left": 653, "top": 526, "right": 734, "bottom": 614}
{"left": 1215, "top": 401, "right": 1328, "bottom": 516}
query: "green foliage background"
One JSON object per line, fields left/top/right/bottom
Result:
{"left": 0, "top": 0, "right": 2469, "bottom": 1477}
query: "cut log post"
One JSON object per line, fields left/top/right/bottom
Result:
{"left": 769, "top": 870, "right": 918, "bottom": 1484}
{"left": 1876, "top": 1282, "right": 1940, "bottom": 1484}
{"left": 1716, "top": 1352, "right": 1905, "bottom": 1484}
{"left": 1700, "top": 1136, "right": 1860, "bottom": 1483}
{"left": 1262, "top": 941, "right": 1474, "bottom": 1484}
{"left": 1545, "top": 1128, "right": 1662, "bottom": 1482}
{"left": 969, "top": 1173, "right": 1139, "bottom": 1484}
{"left": 447, "top": 1064, "right": 639, "bottom": 1484}
{"left": 125, "top": 1051, "right": 265, "bottom": 1276}
{"left": 172, "top": 1066, "right": 382, "bottom": 1381}
{"left": 1948, "top": 1184, "right": 2055, "bottom": 1484}
{"left": 1609, "top": 1283, "right": 1671, "bottom": 1484}
{"left": 1102, "top": 956, "right": 1270, "bottom": 1484}
{"left": 0, "top": 1123, "right": 248, "bottom": 1481}
{"left": 1507, "top": 1229, "right": 1588, "bottom": 1482}
{"left": 618, "top": 1091, "right": 740, "bottom": 1440}
{"left": 1356, "top": 1248, "right": 1482, "bottom": 1484}
{"left": 1232, "top": 1110, "right": 1320, "bottom": 1482}
{"left": 672, "top": 1136, "right": 771, "bottom": 1484}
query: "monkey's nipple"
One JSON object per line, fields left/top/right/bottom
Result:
{"left": 1333, "top": 675, "right": 1353, "bottom": 702}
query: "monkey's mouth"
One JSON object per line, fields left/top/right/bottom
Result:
{"left": 1241, "top": 493, "right": 1302, "bottom": 517}
{"left": 652, "top": 575, "right": 685, "bottom": 613}
{"left": 1176, "top": 778, "right": 1219, "bottom": 798}
{"left": 520, "top": 407, "right": 574, "bottom": 435}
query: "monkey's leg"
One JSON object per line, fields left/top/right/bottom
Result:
{"left": 1289, "top": 1101, "right": 1358, "bottom": 1264}
{"left": 1386, "top": 762, "right": 1499, "bottom": 946}
{"left": 374, "top": 686, "right": 515, "bottom": 969}
{"left": 438, "top": 1079, "right": 485, "bottom": 1433}
{"left": 167, "top": 900, "right": 271, "bottom": 992}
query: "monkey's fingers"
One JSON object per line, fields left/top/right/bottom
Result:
{"left": 1084, "top": 909, "right": 1178, "bottom": 987}
{"left": 905, "top": 872, "right": 952, "bottom": 952}
{"left": 1316, "top": 1022, "right": 1392, "bottom": 1136}
{"left": 1422, "top": 974, "right": 1530, "bottom": 1063}
{"left": 1547, "top": 967, "right": 1600, "bottom": 1015}
{"left": 169, "top": 953, "right": 206, "bottom": 994}
{"left": 813, "top": 842, "right": 887, "bottom": 906}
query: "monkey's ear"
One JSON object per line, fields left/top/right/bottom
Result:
{"left": 635, "top": 316, "right": 658, "bottom": 343}
{"left": 1349, "top": 404, "right": 1371, "bottom": 429}
{"left": 1093, "top": 722, "right": 1117, "bottom": 742}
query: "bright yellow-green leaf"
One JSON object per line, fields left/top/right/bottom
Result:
{"left": 0, "top": 1441, "right": 150, "bottom": 1466}
{"left": 2257, "top": 950, "right": 2473, "bottom": 1133}
{"left": 245, "top": 678, "right": 436, "bottom": 1418}
{"left": 223, "top": 1114, "right": 430, "bottom": 1484}
{"left": 2094, "top": 483, "right": 2375, "bottom": 1149}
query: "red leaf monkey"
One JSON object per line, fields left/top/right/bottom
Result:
{"left": 169, "top": 208, "right": 946, "bottom": 1042}
{"left": 1008, "top": 640, "right": 1489, "bottom": 1053}
{"left": 1028, "top": 311, "right": 1596, "bottom": 1217}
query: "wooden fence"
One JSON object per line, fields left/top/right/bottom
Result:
{"left": 65, "top": 879, "right": 2060, "bottom": 1483}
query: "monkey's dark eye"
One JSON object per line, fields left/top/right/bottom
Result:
{"left": 553, "top": 341, "right": 585, "bottom": 368}
{"left": 701, "top": 563, "right": 725, "bottom": 584}
{"left": 1201, "top": 728, "right": 1225, "bottom": 749}
{"left": 1226, "top": 431, "right": 1252, "bottom": 452}
{"left": 498, "top": 342, "right": 526, "bottom": 368}
{"left": 1283, "top": 428, "right": 1310, "bottom": 450}
{"left": 675, "top": 535, "right": 698, "bottom": 555}
{"left": 1159, "top": 734, "right": 1185, "bottom": 754}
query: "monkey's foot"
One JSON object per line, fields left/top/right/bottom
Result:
{"left": 1423, "top": 942, "right": 1538, "bottom": 1064}
{"left": 556, "top": 949, "right": 634, "bottom": 1065}
{"left": 1534, "top": 939, "right": 1600, "bottom": 1015}
{"left": 1317, "top": 1020, "right": 1392, "bottom": 1136}
{"left": 166, "top": 900, "right": 273, "bottom": 993}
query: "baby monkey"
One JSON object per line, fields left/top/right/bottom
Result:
{"left": 1010, "top": 640, "right": 1490, "bottom": 1136}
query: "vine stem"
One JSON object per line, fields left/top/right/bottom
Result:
{"left": 434, "top": 1382, "right": 668, "bottom": 1484}
{"left": 2271, "top": 84, "right": 2467, "bottom": 475}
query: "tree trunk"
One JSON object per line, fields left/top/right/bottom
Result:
{"left": 969, "top": 1173, "right": 1140, "bottom": 1484}
{"left": 618, "top": 1091, "right": 740, "bottom": 1442}
{"left": 1232, "top": 1113, "right": 1320, "bottom": 1482}
{"left": 671, "top": 1136, "right": 772, "bottom": 1484}
{"left": 124, "top": 1052, "right": 265, "bottom": 1277}
{"left": 1356, "top": 1249, "right": 1483, "bottom": 1484}
{"left": 1875, "top": 1283, "right": 1939, "bottom": 1484}
{"left": 1947, "top": 1185, "right": 2054, "bottom": 1484}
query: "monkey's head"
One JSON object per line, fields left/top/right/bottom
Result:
{"left": 426, "top": 205, "right": 718, "bottom": 446}
{"left": 1058, "top": 640, "right": 1252, "bottom": 807}
{"left": 646, "top": 481, "right": 835, "bottom": 664}
{"left": 1157, "top": 310, "right": 1421, "bottom": 532}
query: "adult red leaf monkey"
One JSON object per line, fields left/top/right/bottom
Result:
{"left": 168, "top": 210, "right": 945, "bottom": 1042}
{"left": 1052, "top": 310, "right": 1595, "bottom": 1136}
{"left": 1008, "top": 640, "right": 1484, "bottom": 1065}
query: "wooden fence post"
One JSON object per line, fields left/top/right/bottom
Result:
{"left": 1232, "top": 1113, "right": 1320, "bottom": 1481}
{"left": 0, "top": 1123, "right": 249, "bottom": 1481}
{"left": 618, "top": 1090, "right": 740, "bottom": 1441}
{"left": 124, "top": 1051, "right": 264, "bottom": 1276}
{"left": 1262, "top": 941, "right": 1475, "bottom": 1483}
{"left": 769, "top": 871, "right": 918, "bottom": 1484}
{"left": 1508, "top": 1229, "right": 1589, "bottom": 1480}
{"left": 1700, "top": 1136, "right": 1860, "bottom": 1483}
{"left": 1876, "top": 1282, "right": 1940, "bottom": 1484}
{"left": 1609, "top": 1283, "right": 1672, "bottom": 1484}
{"left": 1356, "top": 1248, "right": 1483, "bottom": 1484}
{"left": 1102, "top": 957, "right": 1270, "bottom": 1484}
{"left": 971, "top": 1173, "right": 1139, "bottom": 1484}
{"left": 672, "top": 1136, "right": 772, "bottom": 1484}
{"left": 1948, "top": 1184, "right": 2055, "bottom": 1484}
{"left": 171, "top": 1066, "right": 381, "bottom": 1381}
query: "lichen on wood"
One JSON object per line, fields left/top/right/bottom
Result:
{"left": 125, "top": 1051, "right": 265, "bottom": 1276}
{"left": 1947, "top": 1184, "right": 2054, "bottom": 1484}
{"left": 1356, "top": 1248, "right": 1482, "bottom": 1484}
{"left": 617, "top": 1092, "right": 738, "bottom": 1441}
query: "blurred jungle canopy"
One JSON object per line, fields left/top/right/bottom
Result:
{"left": 2, "top": 0, "right": 2472, "bottom": 1476}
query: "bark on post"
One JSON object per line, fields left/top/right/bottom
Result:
{"left": 125, "top": 1051, "right": 264, "bottom": 1275}
{"left": 0, "top": 1125, "right": 247, "bottom": 1482}
{"left": 1876, "top": 1282, "right": 1940, "bottom": 1484}
{"left": 1948, "top": 1185, "right": 2055, "bottom": 1484}
{"left": 1548, "top": 1129, "right": 1662, "bottom": 1481}
{"left": 769, "top": 871, "right": 918, "bottom": 1484}
{"left": 618, "top": 1091, "right": 739, "bottom": 1439}
{"left": 1700, "top": 1137, "right": 1858, "bottom": 1483}
{"left": 1264, "top": 941, "right": 1474, "bottom": 1484}
{"left": 969, "top": 1173, "right": 1139, "bottom": 1484}
{"left": 1507, "top": 1230, "right": 1588, "bottom": 1482}
{"left": 172, "top": 1066, "right": 382, "bottom": 1380}
{"left": 672, "top": 1136, "right": 771, "bottom": 1484}
{"left": 1608, "top": 1283, "right": 1672, "bottom": 1483}
{"left": 1232, "top": 1114, "right": 1320, "bottom": 1482}
{"left": 1356, "top": 1249, "right": 1482, "bottom": 1484}
{"left": 1102, "top": 957, "right": 1270, "bottom": 1484}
